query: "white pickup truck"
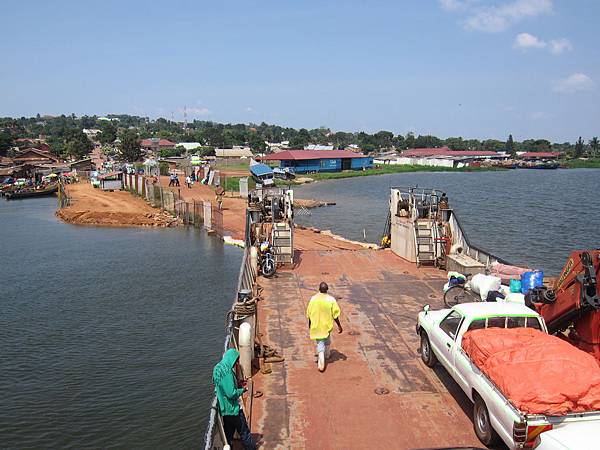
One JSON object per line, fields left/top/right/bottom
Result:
{"left": 416, "top": 302, "right": 600, "bottom": 449}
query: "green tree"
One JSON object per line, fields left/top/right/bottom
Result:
{"left": 482, "top": 139, "right": 504, "bottom": 152}
{"left": 249, "top": 133, "right": 266, "bottom": 154}
{"left": 98, "top": 121, "right": 117, "bottom": 145}
{"left": 414, "top": 134, "right": 442, "bottom": 148}
{"left": 574, "top": 136, "right": 584, "bottom": 158}
{"left": 392, "top": 134, "right": 405, "bottom": 150}
{"left": 404, "top": 132, "right": 416, "bottom": 149}
{"left": 120, "top": 130, "right": 142, "bottom": 162}
{"left": 589, "top": 137, "right": 599, "bottom": 157}
{"left": 374, "top": 131, "right": 394, "bottom": 149}
{"left": 69, "top": 130, "right": 92, "bottom": 157}
{"left": 198, "top": 146, "right": 215, "bottom": 157}
{"left": 505, "top": 134, "right": 516, "bottom": 157}
{"left": 64, "top": 130, "right": 93, "bottom": 159}
{"left": 289, "top": 128, "right": 311, "bottom": 148}
{"left": 47, "top": 135, "right": 66, "bottom": 157}
{"left": 159, "top": 147, "right": 183, "bottom": 158}
{"left": 444, "top": 136, "right": 464, "bottom": 150}
{"left": 0, "top": 130, "right": 13, "bottom": 156}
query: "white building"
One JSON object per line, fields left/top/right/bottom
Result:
{"left": 176, "top": 142, "right": 203, "bottom": 152}
{"left": 304, "top": 144, "right": 334, "bottom": 151}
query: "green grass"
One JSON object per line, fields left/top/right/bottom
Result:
{"left": 223, "top": 176, "right": 241, "bottom": 191}
{"left": 563, "top": 158, "right": 600, "bottom": 168}
{"left": 212, "top": 160, "right": 251, "bottom": 171}
{"left": 303, "top": 164, "right": 505, "bottom": 181}
{"left": 222, "top": 176, "right": 256, "bottom": 192}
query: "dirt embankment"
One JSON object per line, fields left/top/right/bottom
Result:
{"left": 56, "top": 183, "right": 180, "bottom": 227}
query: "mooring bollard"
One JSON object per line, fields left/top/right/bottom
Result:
{"left": 239, "top": 321, "right": 252, "bottom": 380}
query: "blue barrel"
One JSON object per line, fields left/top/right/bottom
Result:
{"left": 521, "top": 271, "right": 544, "bottom": 294}
{"left": 509, "top": 279, "right": 522, "bottom": 293}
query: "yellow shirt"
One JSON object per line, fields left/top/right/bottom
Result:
{"left": 306, "top": 293, "right": 341, "bottom": 340}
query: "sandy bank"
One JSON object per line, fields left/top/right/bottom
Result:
{"left": 56, "top": 183, "right": 180, "bottom": 227}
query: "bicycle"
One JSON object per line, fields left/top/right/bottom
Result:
{"left": 443, "top": 273, "right": 481, "bottom": 307}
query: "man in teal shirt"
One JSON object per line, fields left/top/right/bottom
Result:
{"left": 212, "top": 348, "right": 256, "bottom": 449}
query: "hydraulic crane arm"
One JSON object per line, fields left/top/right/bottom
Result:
{"left": 536, "top": 250, "right": 600, "bottom": 362}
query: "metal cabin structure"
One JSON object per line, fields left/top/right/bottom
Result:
{"left": 388, "top": 187, "right": 510, "bottom": 274}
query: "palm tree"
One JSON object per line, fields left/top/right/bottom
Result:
{"left": 589, "top": 137, "right": 599, "bottom": 158}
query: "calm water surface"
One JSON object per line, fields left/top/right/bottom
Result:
{"left": 0, "top": 197, "right": 241, "bottom": 449}
{"left": 295, "top": 169, "right": 600, "bottom": 274}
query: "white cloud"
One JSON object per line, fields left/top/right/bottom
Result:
{"left": 512, "top": 33, "right": 574, "bottom": 55}
{"left": 438, "top": 0, "right": 465, "bottom": 11}
{"left": 245, "top": 106, "right": 254, "bottom": 113}
{"left": 549, "top": 38, "right": 573, "bottom": 55}
{"left": 514, "top": 32, "right": 546, "bottom": 50}
{"left": 553, "top": 73, "right": 594, "bottom": 93}
{"left": 462, "top": 0, "right": 553, "bottom": 32}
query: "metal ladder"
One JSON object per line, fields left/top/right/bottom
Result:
{"left": 272, "top": 222, "right": 293, "bottom": 264}
{"left": 415, "top": 220, "right": 436, "bottom": 267}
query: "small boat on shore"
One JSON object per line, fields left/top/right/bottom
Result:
{"left": 5, "top": 184, "right": 58, "bottom": 200}
{"left": 249, "top": 161, "right": 275, "bottom": 186}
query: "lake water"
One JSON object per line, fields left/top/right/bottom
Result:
{"left": 295, "top": 169, "right": 600, "bottom": 275}
{"left": 0, "top": 197, "right": 242, "bottom": 449}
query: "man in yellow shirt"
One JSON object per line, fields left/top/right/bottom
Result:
{"left": 306, "top": 282, "right": 343, "bottom": 372}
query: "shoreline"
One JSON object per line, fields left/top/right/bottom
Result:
{"left": 269, "top": 161, "right": 600, "bottom": 185}
{"left": 57, "top": 178, "right": 371, "bottom": 251}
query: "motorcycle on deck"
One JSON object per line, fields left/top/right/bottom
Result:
{"left": 259, "top": 241, "right": 276, "bottom": 278}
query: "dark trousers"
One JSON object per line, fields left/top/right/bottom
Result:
{"left": 223, "top": 409, "right": 255, "bottom": 450}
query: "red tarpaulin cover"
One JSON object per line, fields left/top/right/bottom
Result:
{"left": 462, "top": 328, "right": 600, "bottom": 415}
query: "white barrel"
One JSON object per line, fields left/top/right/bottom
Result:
{"left": 250, "top": 246, "right": 258, "bottom": 274}
{"left": 239, "top": 321, "right": 252, "bottom": 379}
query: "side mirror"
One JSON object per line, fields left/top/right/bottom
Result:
{"left": 423, "top": 304, "right": 430, "bottom": 315}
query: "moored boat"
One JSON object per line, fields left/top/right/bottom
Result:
{"left": 5, "top": 183, "right": 58, "bottom": 200}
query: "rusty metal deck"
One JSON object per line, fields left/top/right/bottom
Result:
{"left": 250, "top": 249, "right": 483, "bottom": 449}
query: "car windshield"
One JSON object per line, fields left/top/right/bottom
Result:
{"left": 467, "top": 316, "right": 542, "bottom": 331}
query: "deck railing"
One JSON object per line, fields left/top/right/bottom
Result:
{"left": 204, "top": 211, "right": 256, "bottom": 450}
{"left": 57, "top": 180, "right": 70, "bottom": 208}
{"left": 446, "top": 209, "right": 512, "bottom": 267}
{"left": 390, "top": 186, "right": 511, "bottom": 268}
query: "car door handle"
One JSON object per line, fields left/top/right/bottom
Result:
{"left": 446, "top": 342, "right": 452, "bottom": 349}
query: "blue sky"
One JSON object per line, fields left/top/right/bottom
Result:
{"left": 1, "top": 0, "right": 598, "bottom": 142}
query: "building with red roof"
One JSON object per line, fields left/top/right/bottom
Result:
{"left": 520, "top": 151, "right": 561, "bottom": 160}
{"left": 140, "top": 138, "right": 176, "bottom": 152}
{"left": 259, "top": 149, "right": 373, "bottom": 173}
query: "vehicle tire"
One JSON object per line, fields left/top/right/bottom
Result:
{"left": 444, "top": 285, "right": 470, "bottom": 307}
{"left": 262, "top": 258, "right": 276, "bottom": 278}
{"left": 473, "top": 395, "right": 500, "bottom": 447}
{"left": 420, "top": 331, "right": 437, "bottom": 367}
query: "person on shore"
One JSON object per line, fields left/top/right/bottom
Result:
{"left": 306, "top": 282, "right": 342, "bottom": 372}
{"left": 212, "top": 349, "right": 256, "bottom": 450}
{"left": 168, "top": 173, "right": 176, "bottom": 187}
{"left": 215, "top": 185, "right": 225, "bottom": 210}
{"left": 174, "top": 174, "right": 180, "bottom": 187}
{"left": 185, "top": 175, "right": 192, "bottom": 189}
